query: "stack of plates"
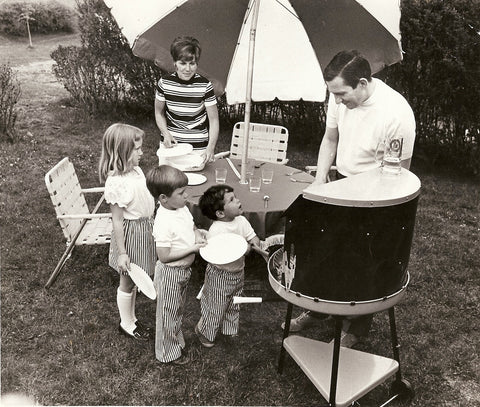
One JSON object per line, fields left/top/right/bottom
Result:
{"left": 168, "top": 154, "right": 205, "bottom": 172}
{"left": 157, "top": 143, "right": 193, "bottom": 158}
{"left": 156, "top": 143, "right": 205, "bottom": 171}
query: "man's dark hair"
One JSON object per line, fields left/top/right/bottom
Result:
{"left": 323, "top": 50, "right": 372, "bottom": 88}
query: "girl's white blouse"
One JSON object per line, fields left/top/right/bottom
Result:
{"left": 104, "top": 167, "right": 154, "bottom": 220}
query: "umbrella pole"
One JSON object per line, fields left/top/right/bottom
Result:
{"left": 240, "top": 0, "right": 261, "bottom": 184}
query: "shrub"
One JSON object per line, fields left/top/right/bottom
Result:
{"left": 0, "top": 1, "right": 76, "bottom": 36}
{"left": 217, "top": 97, "right": 326, "bottom": 146}
{"left": 51, "top": 0, "right": 163, "bottom": 115}
{"left": 383, "top": 0, "right": 480, "bottom": 174}
{"left": 51, "top": 45, "right": 127, "bottom": 115}
{"left": 0, "top": 64, "right": 21, "bottom": 143}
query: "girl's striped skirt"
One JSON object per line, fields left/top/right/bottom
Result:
{"left": 109, "top": 217, "right": 156, "bottom": 277}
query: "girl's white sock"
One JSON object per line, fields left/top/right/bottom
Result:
{"left": 131, "top": 286, "right": 138, "bottom": 324}
{"left": 117, "top": 288, "right": 135, "bottom": 333}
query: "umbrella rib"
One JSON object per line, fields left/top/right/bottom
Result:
{"left": 273, "top": 0, "right": 300, "bottom": 21}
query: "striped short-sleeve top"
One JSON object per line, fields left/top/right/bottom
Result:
{"left": 156, "top": 72, "right": 217, "bottom": 151}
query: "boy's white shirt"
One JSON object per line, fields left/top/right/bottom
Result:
{"left": 152, "top": 205, "right": 195, "bottom": 267}
{"left": 208, "top": 215, "right": 256, "bottom": 272}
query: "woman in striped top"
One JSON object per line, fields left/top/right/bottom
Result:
{"left": 155, "top": 36, "right": 219, "bottom": 163}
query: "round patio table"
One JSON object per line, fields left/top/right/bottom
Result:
{"left": 185, "top": 158, "right": 314, "bottom": 239}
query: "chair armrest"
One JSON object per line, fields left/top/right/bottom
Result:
{"left": 57, "top": 213, "right": 112, "bottom": 220}
{"left": 305, "top": 165, "right": 317, "bottom": 174}
{"left": 81, "top": 187, "right": 105, "bottom": 193}
{"left": 214, "top": 151, "right": 230, "bottom": 159}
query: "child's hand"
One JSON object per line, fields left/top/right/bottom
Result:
{"left": 250, "top": 242, "right": 269, "bottom": 262}
{"left": 118, "top": 253, "right": 131, "bottom": 276}
{"left": 195, "top": 228, "right": 208, "bottom": 244}
{"left": 193, "top": 241, "right": 207, "bottom": 253}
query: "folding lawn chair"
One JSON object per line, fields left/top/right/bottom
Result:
{"left": 44, "top": 157, "right": 112, "bottom": 288}
{"left": 215, "top": 121, "right": 289, "bottom": 164}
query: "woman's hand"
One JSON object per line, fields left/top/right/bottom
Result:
{"left": 162, "top": 133, "right": 177, "bottom": 148}
{"left": 202, "top": 145, "right": 216, "bottom": 163}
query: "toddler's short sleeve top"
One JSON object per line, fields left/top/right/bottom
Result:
{"left": 207, "top": 216, "right": 256, "bottom": 271}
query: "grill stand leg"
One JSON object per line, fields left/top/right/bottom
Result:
{"left": 389, "top": 307, "right": 402, "bottom": 380}
{"left": 277, "top": 302, "right": 293, "bottom": 373}
{"left": 326, "top": 315, "right": 343, "bottom": 407}
{"left": 385, "top": 307, "right": 415, "bottom": 405}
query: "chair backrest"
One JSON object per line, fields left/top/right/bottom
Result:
{"left": 45, "top": 157, "right": 89, "bottom": 242}
{"left": 230, "top": 122, "right": 289, "bottom": 164}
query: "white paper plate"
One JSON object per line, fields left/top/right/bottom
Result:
{"left": 168, "top": 153, "right": 205, "bottom": 171}
{"left": 156, "top": 143, "right": 193, "bottom": 158}
{"left": 200, "top": 233, "right": 248, "bottom": 265}
{"left": 186, "top": 173, "right": 207, "bottom": 186}
{"left": 129, "top": 263, "right": 156, "bottom": 300}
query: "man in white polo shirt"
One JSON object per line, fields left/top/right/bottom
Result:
{"left": 285, "top": 50, "right": 416, "bottom": 348}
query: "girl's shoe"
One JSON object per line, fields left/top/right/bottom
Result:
{"left": 135, "top": 320, "right": 153, "bottom": 336}
{"left": 118, "top": 323, "right": 149, "bottom": 341}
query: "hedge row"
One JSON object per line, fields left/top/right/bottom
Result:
{"left": 0, "top": 1, "right": 75, "bottom": 36}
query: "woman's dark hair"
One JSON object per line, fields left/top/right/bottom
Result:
{"left": 323, "top": 50, "right": 372, "bottom": 88}
{"left": 170, "top": 36, "right": 201, "bottom": 62}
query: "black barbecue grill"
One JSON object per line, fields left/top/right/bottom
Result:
{"left": 268, "top": 167, "right": 420, "bottom": 407}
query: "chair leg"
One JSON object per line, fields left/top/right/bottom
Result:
{"left": 44, "top": 242, "right": 75, "bottom": 289}
{"left": 45, "top": 218, "right": 89, "bottom": 289}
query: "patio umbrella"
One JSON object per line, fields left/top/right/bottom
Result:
{"left": 104, "top": 0, "right": 403, "bottom": 183}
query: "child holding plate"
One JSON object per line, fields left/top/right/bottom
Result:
{"left": 99, "top": 123, "right": 156, "bottom": 341}
{"left": 146, "top": 165, "right": 207, "bottom": 365}
{"left": 196, "top": 185, "right": 264, "bottom": 348}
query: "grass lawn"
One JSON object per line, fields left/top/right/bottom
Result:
{"left": 1, "top": 32, "right": 479, "bottom": 406}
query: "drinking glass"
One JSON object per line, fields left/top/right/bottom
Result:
{"left": 261, "top": 168, "right": 274, "bottom": 184}
{"left": 375, "top": 136, "right": 403, "bottom": 174}
{"left": 249, "top": 176, "right": 261, "bottom": 192}
{"left": 215, "top": 167, "right": 227, "bottom": 183}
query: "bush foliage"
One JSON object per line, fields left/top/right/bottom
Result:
{"left": 52, "top": 0, "right": 480, "bottom": 174}
{"left": 384, "top": 0, "right": 480, "bottom": 174}
{"left": 0, "top": 1, "right": 76, "bottom": 36}
{"left": 52, "top": 0, "right": 163, "bottom": 115}
{"left": 0, "top": 64, "right": 21, "bottom": 142}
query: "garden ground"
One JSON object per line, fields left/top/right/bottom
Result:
{"left": 0, "top": 32, "right": 479, "bottom": 406}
